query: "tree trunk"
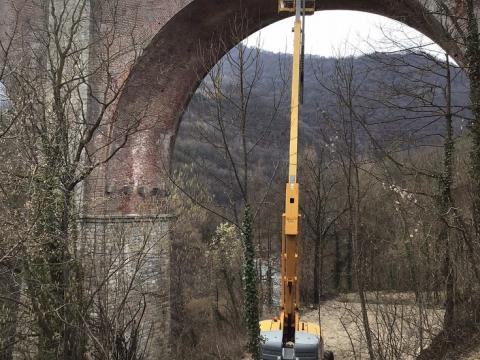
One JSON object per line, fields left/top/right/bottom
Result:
{"left": 242, "top": 205, "right": 261, "bottom": 360}
{"left": 465, "top": 0, "right": 480, "bottom": 236}
{"left": 334, "top": 229, "right": 341, "bottom": 290}
{"left": 313, "top": 233, "right": 320, "bottom": 304}
{"left": 0, "top": 263, "right": 21, "bottom": 360}
{"left": 440, "top": 54, "right": 456, "bottom": 341}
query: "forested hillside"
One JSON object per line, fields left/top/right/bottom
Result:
{"left": 174, "top": 50, "right": 470, "bottom": 203}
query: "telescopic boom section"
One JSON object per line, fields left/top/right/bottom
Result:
{"left": 287, "top": 5, "right": 302, "bottom": 189}
{"left": 281, "top": 0, "right": 303, "bottom": 345}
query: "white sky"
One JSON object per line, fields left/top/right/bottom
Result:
{"left": 246, "top": 10, "right": 445, "bottom": 57}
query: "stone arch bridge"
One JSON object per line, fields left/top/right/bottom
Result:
{"left": 0, "top": 0, "right": 471, "bottom": 356}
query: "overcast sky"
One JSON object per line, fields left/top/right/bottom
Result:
{"left": 246, "top": 10, "right": 445, "bottom": 57}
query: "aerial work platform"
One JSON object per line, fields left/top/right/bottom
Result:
{"left": 259, "top": 0, "right": 333, "bottom": 359}
{"left": 278, "top": 0, "right": 316, "bottom": 14}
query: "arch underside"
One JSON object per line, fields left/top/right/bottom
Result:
{"left": 105, "top": 0, "right": 462, "bottom": 214}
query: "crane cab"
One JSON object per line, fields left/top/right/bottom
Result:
{"left": 278, "top": 0, "right": 316, "bottom": 15}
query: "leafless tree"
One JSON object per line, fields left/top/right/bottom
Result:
{"left": 0, "top": 1, "right": 157, "bottom": 358}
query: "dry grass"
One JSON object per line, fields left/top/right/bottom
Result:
{"left": 172, "top": 296, "right": 246, "bottom": 359}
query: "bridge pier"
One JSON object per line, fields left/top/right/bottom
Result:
{"left": 80, "top": 214, "right": 171, "bottom": 358}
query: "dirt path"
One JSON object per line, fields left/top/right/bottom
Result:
{"left": 300, "top": 294, "right": 444, "bottom": 360}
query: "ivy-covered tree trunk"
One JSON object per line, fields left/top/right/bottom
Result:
{"left": 437, "top": 55, "right": 456, "bottom": 340}
{"left": 25, "top": 158, "right": 85, "bottom": 360}
{"left": 242, "top": 205, "right": 261, "bottom": 359}
{"left": 462, "top": 0, "right": 480, "bottom": 322}
{"left": 465, "top": 0, "right": 480, "bottom": 236}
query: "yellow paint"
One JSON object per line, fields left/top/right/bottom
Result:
{"left": 260, "top": 319, "right": 282, "bottom": 332}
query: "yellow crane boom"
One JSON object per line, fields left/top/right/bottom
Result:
{"left": 260, "top": 1, "right": 333, "bottom": 360}
{"left": 281, "top": 0, "right": 302, "bottom": 345}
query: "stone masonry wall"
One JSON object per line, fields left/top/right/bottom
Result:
{"left": 80, "top": 215, "right": 171, "bottom": 358}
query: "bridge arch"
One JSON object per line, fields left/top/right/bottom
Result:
{"left": 106, "top": 0, "right": 463, "bottom": 214}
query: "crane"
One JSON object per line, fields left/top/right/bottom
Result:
{"left": 259, "top": 1, "right": 333, "bottom": 359}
